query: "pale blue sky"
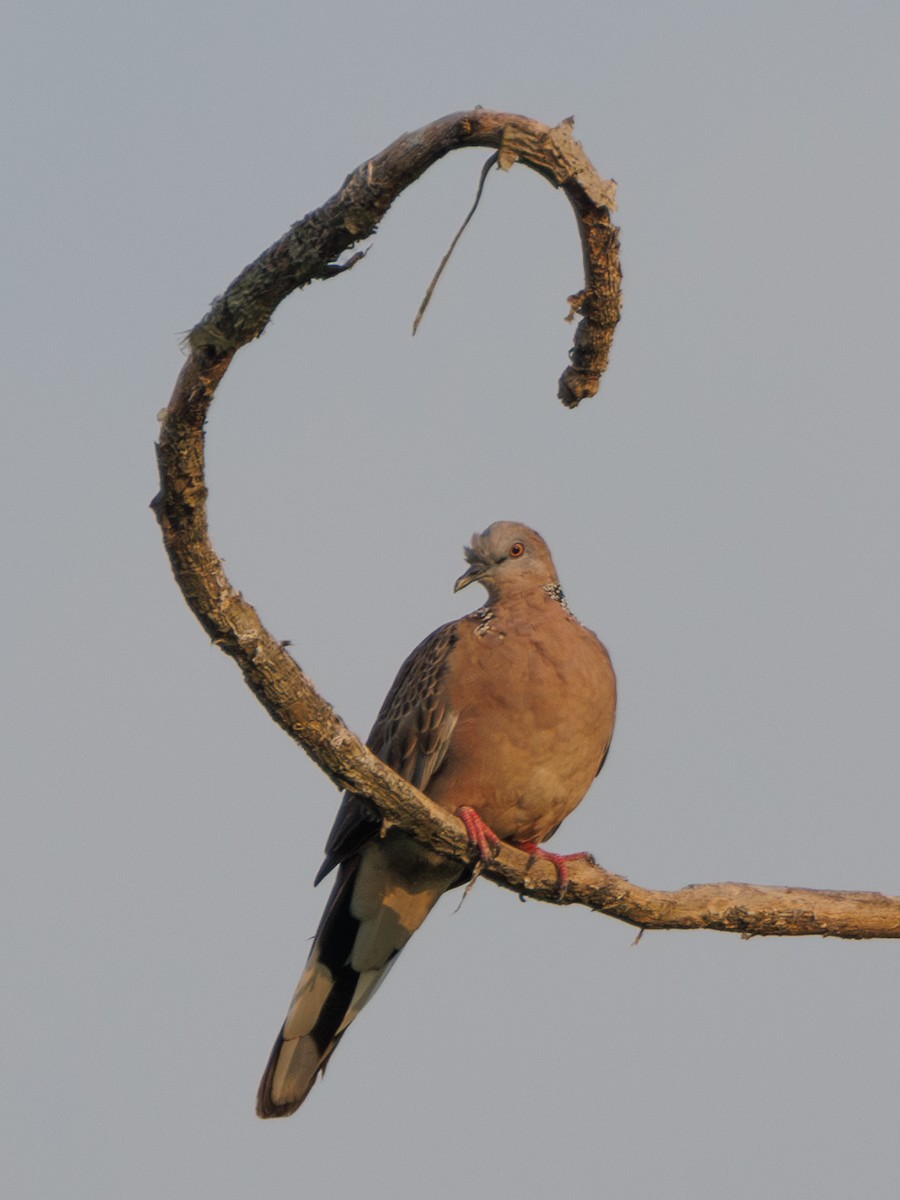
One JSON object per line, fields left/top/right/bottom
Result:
{"left": 4, "top": 3, "right": 900, "bottom": 1198}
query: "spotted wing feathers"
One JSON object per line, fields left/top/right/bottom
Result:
{"left": 315, "top": 621, "right": 459, "bottom": 884}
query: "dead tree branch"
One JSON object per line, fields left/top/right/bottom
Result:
{"left": 152, "top": 109, "right": 900, "bottom": 941}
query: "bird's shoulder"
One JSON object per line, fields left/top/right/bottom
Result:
{"left": 367, "top": 619, "right": 460, "bottom": 754}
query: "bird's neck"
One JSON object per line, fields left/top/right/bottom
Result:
{"left": 482, "top": 581, "right": 567, "bottom": 610}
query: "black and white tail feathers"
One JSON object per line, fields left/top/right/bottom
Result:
{"left": 256, "top": 831, "right": 459, "bottom": 1117}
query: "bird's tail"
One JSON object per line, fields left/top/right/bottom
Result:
{"left": 256, "top": 831, "right": 459, "bottom": 1117}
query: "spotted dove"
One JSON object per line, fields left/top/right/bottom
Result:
{"left": 257, "top": 521, "right": 616, "bottom": 1116}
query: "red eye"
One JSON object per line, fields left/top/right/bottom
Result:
{"left": 509, "top": 542, "right": 524, "bottom": 558}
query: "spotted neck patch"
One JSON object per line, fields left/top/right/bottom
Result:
{"left": 544, "top": 583, "right": 569, "bottom": 610}
{"left": 470, "top": 605, "right": 496, "bottom": 637}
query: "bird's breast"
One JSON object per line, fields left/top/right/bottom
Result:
{"left": 426, "top": 605, "right": 616, "bottom": 842}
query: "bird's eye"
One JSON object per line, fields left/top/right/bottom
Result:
{"left": 509, "top": 542, "right": 525, "bottom": 558}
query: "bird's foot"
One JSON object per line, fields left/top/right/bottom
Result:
{"left": 456, "top": 806, "right": 503, "bottom": 865}
{"left": 514, "top": 842, "right": 595, "bottom": 896}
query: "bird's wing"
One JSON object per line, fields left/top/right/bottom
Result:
{"left": 314, "top": 620, "right": 460, "bottom": 883}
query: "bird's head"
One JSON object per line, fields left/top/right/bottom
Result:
{"left": 454, "top": 521, "right": 560, "bottom": 603}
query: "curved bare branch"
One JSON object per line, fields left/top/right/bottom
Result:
{"left": 152, "top": 109, "right": 900, "bottom": 941}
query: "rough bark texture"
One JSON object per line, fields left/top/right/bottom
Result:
{"left": 153, "top": 110, "right": 900, "bottom": 941}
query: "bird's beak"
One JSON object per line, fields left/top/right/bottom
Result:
{"left": 454, "top": 564, "right": 483, "bottom": 593}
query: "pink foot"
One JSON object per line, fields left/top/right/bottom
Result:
{"left": 456, "top": 806, "right": 502, "bottom": 865}
{"left": 513, "top": 841, "right": 595, "bottom": 895}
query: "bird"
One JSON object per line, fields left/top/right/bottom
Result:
{"left": 256, "top": 520, "right": 616, "bottom": 1117}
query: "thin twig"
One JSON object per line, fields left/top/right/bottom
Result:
{"left": 412, "top": 151, "right": 499, "bottom": 335}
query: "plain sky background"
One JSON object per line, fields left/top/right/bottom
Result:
{"left": 4, "top": 2, "right": 900, "bottom": 1197}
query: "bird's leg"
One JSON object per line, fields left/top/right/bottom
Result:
{"left": 456, "top": 806, "right": 502, "bottom": 865}
{"left": 513, "top": 841, "right": 596, "bottom": 896}
{"left": 455, "top": 810, "right": 592, "bottom": 896}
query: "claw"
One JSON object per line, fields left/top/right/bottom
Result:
{"left": 513, "top": 841, "right": 595, "bottom": 896}
{"left": 456, "top": 806, "right": 502, "bottom": 864}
